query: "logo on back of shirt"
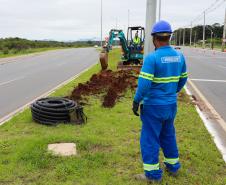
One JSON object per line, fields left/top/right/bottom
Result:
{"left": 161, "top": 56, "right": 181, "bottom": 63}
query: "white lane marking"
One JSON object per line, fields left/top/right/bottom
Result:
{"left": 0, "top": 76, "right": 25, "bottom": 86}
{"left": 190, "top": 79, "right": 226, "bottom": 83}
{"left": 0, "top": 62, "right": 97, "bottom": 126}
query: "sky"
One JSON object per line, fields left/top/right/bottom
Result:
{"left": 0, "top": 0, "right": 225, "bottom": 41}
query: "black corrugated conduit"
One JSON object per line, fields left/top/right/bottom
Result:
{"left": 31, "top": 97, "right": 87, "bottom": 126}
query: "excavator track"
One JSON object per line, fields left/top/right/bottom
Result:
{"left": 117, "top": 61, "right": 142, "bottom": 71}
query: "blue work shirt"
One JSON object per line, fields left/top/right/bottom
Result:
{"left": 134, "top": 46, "right": 188, "bottom": 105}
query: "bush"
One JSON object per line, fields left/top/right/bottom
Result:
{"left": 2, "top": 47, "right": 9, "bottom": 55}
{"left": 0, "top": 37, "right": 99, "bottom": 56}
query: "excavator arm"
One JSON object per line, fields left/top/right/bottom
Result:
{"left": 104, "top": 29, "right": 130, "bottom": 60}
{"left": 100, "top": 28, "right": 143, "bottom": 71}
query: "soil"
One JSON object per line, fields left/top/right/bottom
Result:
{"left": 178, "top": 91, "right": 190, "bottom": 103}
{"left": 70, "top": 70, "right": 138, "bottom": 108}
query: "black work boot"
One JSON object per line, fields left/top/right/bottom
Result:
{"left": 165, "top": 168, "right": 179, "bottom": 177}
{"left": 134, "top": 174, "right": 162, "bottom": 184}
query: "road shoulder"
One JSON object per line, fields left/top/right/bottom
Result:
{"left": 186, "top": 80, "right": 226, "bottom": 162}
{"left": 0, "top": 48, "right": 73, "bottom": 65}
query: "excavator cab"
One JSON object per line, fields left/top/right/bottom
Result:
{"left": 123, "top": 26, "right": 145, "bottom": 66}
{"left": 127, "top": 26, "right": 145, "bottom": 52}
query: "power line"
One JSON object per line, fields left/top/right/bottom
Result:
{"left": 205, "top": 0, "right": 222, "bottom": 12}
{"left": 206, "top": 0, "right": 226, "bottom": 14}
{"left": 192, "top": 0, "right": 226, "bottom": 23}
{"left": 192, "top": 14, "right": 203, "bottom": 23}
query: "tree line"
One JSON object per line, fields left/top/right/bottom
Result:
{"left": 172, "top": 23, "right": 223, "bottom": 46}
{"left": 0, "top": 37, "right": 98, "bottom": 55}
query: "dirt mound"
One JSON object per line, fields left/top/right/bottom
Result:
{"left": 70, "top": 70, "right": 138, "bottom": 108}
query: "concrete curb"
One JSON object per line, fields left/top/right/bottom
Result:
{"left": 188, "top": 80, "right": 226, "bottom": 133}
{"left": 186, "top": 79, "right": 226, "bottom": 162}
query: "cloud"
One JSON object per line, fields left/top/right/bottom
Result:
{"left": 0, "top": 0, "right": 224, "bottom": 40}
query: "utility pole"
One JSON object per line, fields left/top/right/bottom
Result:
{"left": 175, "top": 31, "right": 177, "bottom": 46}
{"left": 190, "top": 22, "right": 193, "bottom": 47}
{"left": 179, "top": 29, "right": 181, "bottom": 46}
{"left": 116, "top": 18, "right": 118, "bottom": 29}
{"left": 222, "top": 8, "right": 226, "bottom": 52}
{"left": 194, "top": 31, "right": 197, "bottom": 47}
{"left": 128, "top": 9, "right": 130, "bottom": 28}
{"left": 144, "top": 0, "right": 157, "bottom": 55}
{"left": 211, "top": 30, "right": 213, "bottom": 49}
{"left": 203, "top": 11, "right": 206, "bottom": 49}
{"left": 183, "top": 28, "right": 185, "bottom": 46}
{"left": 100, "top": 0, "right": 103, "bottom": 47}
{"left": 158, "top": 0, "right": 162, "bottom": 21}
{"left": 206, "top": 26, "right": 214, "bottom": 49}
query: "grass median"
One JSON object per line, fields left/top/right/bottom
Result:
{"left": 0, "top": 48, "right": 67, "bottom": 59}
{"left": 0, "top": 49, "right": 225, "bottom": 185}
{"left": 0, "top": 47, "right": 91, "bottom": 59}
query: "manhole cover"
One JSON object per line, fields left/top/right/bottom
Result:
{"left": 48, "top": 143, "right": 77, "bottom": 156}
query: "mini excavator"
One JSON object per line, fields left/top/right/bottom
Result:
{"left": 100, "top": 26, "right": 145, "bottom": 70}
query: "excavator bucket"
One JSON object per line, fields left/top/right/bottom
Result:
{"left": 99, "top": 51, "right": 108, "bottom": 70}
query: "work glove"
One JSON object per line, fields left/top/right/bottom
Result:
{"left": 132, "top": 101, "right": 140, "bottom": 116}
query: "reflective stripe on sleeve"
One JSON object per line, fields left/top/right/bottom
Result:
{"left": 164, "top": 157, "right": 179, "bottom": 165}
{"left": 152, "top": 73, "right": 188, "bottom": 83}
{"left": 153, "top": 76, "right": 180, "bottom": 83}
{"left": 139, "top": 72, "right": 154, "bottom": 81}
{"left": 180, "top": 72, "right": 188, "bottom": 78}
{"left": 140, "top": 72, "right": 188, "bottom": 83}
{"left": 143, "top": 163, "right": 160, "bottom": 171}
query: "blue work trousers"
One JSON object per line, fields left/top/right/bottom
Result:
{"left": 140, "top": 103, "right": 181, "bottom": 180}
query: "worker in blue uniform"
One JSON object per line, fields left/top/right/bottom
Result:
{"left": 133, "top": 20, "right": 188, "bottom": 183}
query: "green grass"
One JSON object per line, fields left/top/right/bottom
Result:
{"left": 0, "top": 47, "right": 73, "bottom": 59}
{"left": 0, "top": 49, "right": 225, "bottom": 185}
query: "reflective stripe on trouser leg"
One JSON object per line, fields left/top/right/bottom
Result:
{"left": 159, "top": 104, "right": 179, "bottom": 164}
{"left": 140, "top": 105, "right": 163, "bottom": 180}
{"left": 143, "top": 163, "right": 160, "bottom": 171}
{"left": 164, "top": 157, "right": 179, "bottom": 165}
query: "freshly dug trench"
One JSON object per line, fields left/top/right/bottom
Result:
{"left": 103, "top": 88, "right": 118, "bottom": 108}
{"left": 70, "top": 70, "right": 138, "bottom": 108}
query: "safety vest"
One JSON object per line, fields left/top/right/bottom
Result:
{"left": 133, "top": 37, "right": 141, "bottom": 45}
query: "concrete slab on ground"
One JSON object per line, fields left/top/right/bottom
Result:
{"left": 48, "top": 143, "right": 77, "bottom": 156}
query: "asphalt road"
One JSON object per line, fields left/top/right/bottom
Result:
{"left": 182, "top": 47, "right": 226, "bottom": 121}
{"left": 0, "top": 48, "right": 98, "bottom": 121}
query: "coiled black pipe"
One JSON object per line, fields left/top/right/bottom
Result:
{"left": 31, "top": 97, "right": 87, "bottom": 125}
